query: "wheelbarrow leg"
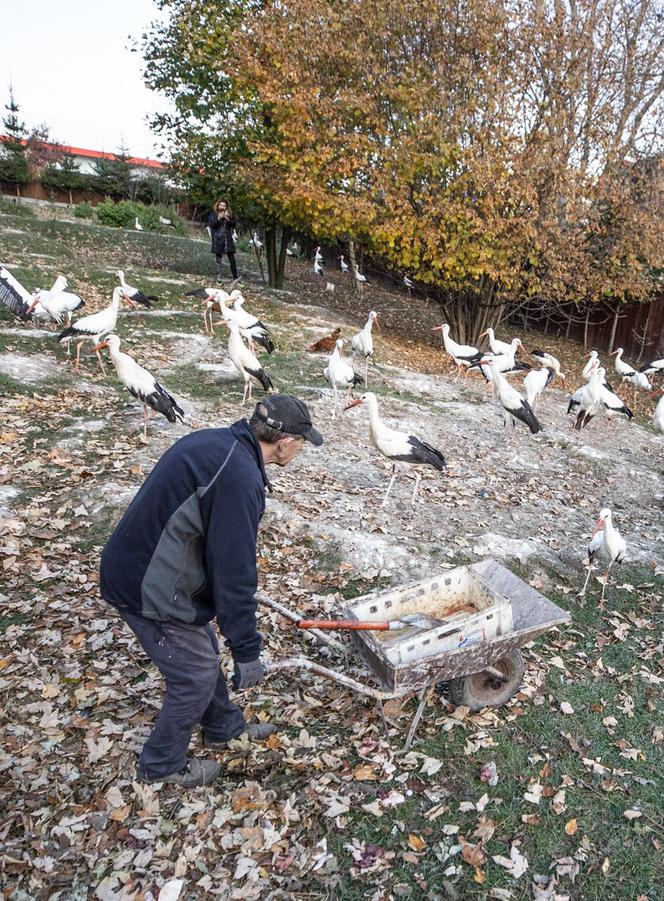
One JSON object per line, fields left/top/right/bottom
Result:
{"left": 401, "top": 680, "right": 436, "bottom": 753}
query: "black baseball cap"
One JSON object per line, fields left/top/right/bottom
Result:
{"left": 253, "top": 395, "right": 323, "bottom": 446}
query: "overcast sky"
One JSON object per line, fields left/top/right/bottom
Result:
{"left": 1, "top": 0, "right": 169, "bottom": 160}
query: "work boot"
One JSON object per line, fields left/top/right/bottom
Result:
{"left": 202, "top": 722, "right": 277, "bottom": 749}
{"left": 137, "top": 758, "right": 220, "bottom": 787}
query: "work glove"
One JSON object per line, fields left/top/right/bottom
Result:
{"left": 231, "top": 657, "right": 266, "bottom": 690}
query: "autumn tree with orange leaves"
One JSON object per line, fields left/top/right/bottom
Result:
{"left": 145, "top": 0, "right": 664, "bottom": 341}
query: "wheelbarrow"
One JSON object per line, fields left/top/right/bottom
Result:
{"left": 260, "top": 558, "right": 570, "bottom": 751}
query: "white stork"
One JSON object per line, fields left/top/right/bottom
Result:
{"left": 0, "top": 267, "right": 48, "bottom": 322}
{"left": 93, "top": 334, "right": 184, "bottom": 439}
{"left": 530, "top": 350, "right": 565, "bottom": 381}
{"left": 403, "top": 275, "right": 415, "bottom": 290}
{"left": 27, "top": 275, "right": 85, "bottom": 328}
{"left": 639, "top": 357, "right": 664, "bottom": 379}
{"left": 340, "top": 255, "right": 350, "bottom": 273}
{"left": 474, "top": 339, "right": 530, "bottom": 386}
{"left": 523, "top": 368, "right": 554, "bottom": 411}
{"left": 117, "top": 270, "right": 158, "bottom": 324}
{"left": 344, "top": 391, "right": 446, "bottom": 508}
{"left": 580, "top": 508, "right": 626, "bottom": 608}
{"left": 353, "top": 268, "right": 368, "bottom": 286}
{"left": 567, "top": 367, "right": 632, "bottom": 430}
{"left": 228, "top": 291, "right": 275, "bottom": 353}
{"left": 610, "top": 347, "right": 651, "bottom": 401}
{"left": 159, "top": 215, "right": 174, "bottom": 227}
{"left": 314, "top": 259, "right": 325, "bottom": 277}
{"left": 479, "top": 357, "right": 542, "bottom": 434}
{"left": 351, "top": 310, "right": 380, "bottom": 387}
{"left": 432, "top": 324, "right": 482, "bottom": 380}
{"left": 479, "top": 327, "right": 516, "bottom": 357}
{"left": 323, "top": 338, "right": 363, "bottom": 418}
{"left": 185, "top": 285, "right": 230, "bottom": 333}
{"left": 223, "top": 319, "right": 273, "bottom": 404}
{"left": 134, "top": 217, "right": 144, "bottom": 231}
{"left": 582, "top": 351, "right": 600, "bottom": 381}
{"left": 57, "top": 286, "right": 130, "bottom": 374}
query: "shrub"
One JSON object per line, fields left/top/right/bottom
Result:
{"left": 93, "top": 197, "right": 187, "bottom": 235}
{"left": 73, "top": 201, "right": 95, "bottom": 219}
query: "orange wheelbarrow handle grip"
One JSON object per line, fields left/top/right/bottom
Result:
{"left": 297, "top": 619, "right": 390, "bottom": 631}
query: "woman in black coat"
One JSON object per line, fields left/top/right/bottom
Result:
{"left": 208, "top": 198, "right": 238, "bottom": 281}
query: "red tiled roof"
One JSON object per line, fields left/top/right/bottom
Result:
{"left": 0, "top": 135, "right": 164, "bottom": 169}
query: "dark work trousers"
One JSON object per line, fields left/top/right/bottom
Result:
{"left": 216, "top": 252, "right": 238, "bottom": 280}
{"left": 121, "top": 611, "right": 246, "bottom": 778}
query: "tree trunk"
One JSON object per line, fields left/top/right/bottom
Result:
{"left": 347, "top": 238, "right": 360, "bottom": 294}
{"left": 607, "top": 304, "right": 620, "bottom": 354}
{"left": 265, "top": 226, "right": 278, "bottom": 287}
{"left": 274, "top": 226, "right": 291, "bottom": 289}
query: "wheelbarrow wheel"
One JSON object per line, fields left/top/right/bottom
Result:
{"left": 447, "top": 650, "right": 525, "bottom": 712}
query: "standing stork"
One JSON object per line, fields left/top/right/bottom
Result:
{"left": 640, "top": 357, "right": 664, "bottom": 380}
{"left": 344, "top": 391, "right": 446, "bottom": 508}
{"left": 228, "top": 291, "right": 275, "bottom": 352}
{"left": 340, "top": 255, "right": 350, "bottom": 274}
{"left": 323, "top": 339, "right": 363, "bottom": 418}
{"left": 27, "top": 275, "right": 85, "bottom": 328}
{"left": 479, "top": 327, "right": 517, "bottom": 356}
{"left": 93, "top": 334, "right": 184, "bottom": 439}
{"left": 580, "top": 508, "right": 626, "bottom": 608}
{"left": 582, "top": 351, "right": 600, "bottom": 381}
{"left": 479, "top": 357, "right": 542, "bottom": 434}
{"left": 567, "top": 367, "right": 632, "bottom": 429}
{"left": 610, "top": 348, "right": 651, "bottom": 403}
{"left": 223, "top": 319, "right": 273, "bottom": 404}
{"left": 117, "top": 270, "right": 158, "bottom": 324}
{"left": 185, "top": 285, "right": 230, "bottom": 333}
{"left": 351, "top": 310, "right": 380, "bottom": 387}
{"left": 56, "top": 286, "right": 130, "bottom": 374}
{"left": 432, "top": 324, "right": 482, "bottom": 380}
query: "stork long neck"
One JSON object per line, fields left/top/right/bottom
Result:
{"left": 603, "top": 515, "right": 615, "bottom": 543}
{"left": 366, "top": 397, "right": 381, "bottom": 437}
{"left": 363, "top": 317, "right": 373, "bottom": 334}
{"left": 118, "top": 273, "right": 127, "bottom": 289}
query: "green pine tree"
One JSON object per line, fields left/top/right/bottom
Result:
{"left": 0, "top": 87, "right": 29, "bottom": 195}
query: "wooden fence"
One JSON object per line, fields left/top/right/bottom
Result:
{"left": 514, "top": 296, "right": 664, "bottom": 362}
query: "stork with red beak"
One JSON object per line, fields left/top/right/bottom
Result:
{"left": 185, "top": 285, "right": 230, "bottom": 333}
{"left": 580, "top": 507, "right": 626, "bottom": 608}
{"left": 610, "top": 347, "right": 651, "bottom": 402}
{"left": 344, "top": 391, "right": 446, "bottom": 508}
{"left": 93, "top": 334, "right": 184, "bottom": 439}
{"left": 56, "top": 287, "right": 131, "bottom": 374}
{"left": 351, "top": 311, "right": 380, "bottom": 387}
{"left": 432, "top": 324, "right": 482, "bottom": 380}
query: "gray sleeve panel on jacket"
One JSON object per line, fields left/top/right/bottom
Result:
{"left": 140, "top": 442, "right": 239, "bottom": 621}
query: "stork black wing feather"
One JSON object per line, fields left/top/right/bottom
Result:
{"left": 0, "top": 271, "right": 32, "bottom": 319}
{"left": 509, "top": 399, "right": 542, "bottom": 433}
{"left": 185, "top": 288, "right": 209, "bottom": 299}
{"left": 406, "top": 435, "right": 446, "bottom": 470}
{"left": 252, "top": 333, "right": 276, "bottom": 354}
{"left": 56, "top": 326, "right": 76, "bottom": 342}
{"left": 247, "top": 365, "right": 274, "bottom": 392}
